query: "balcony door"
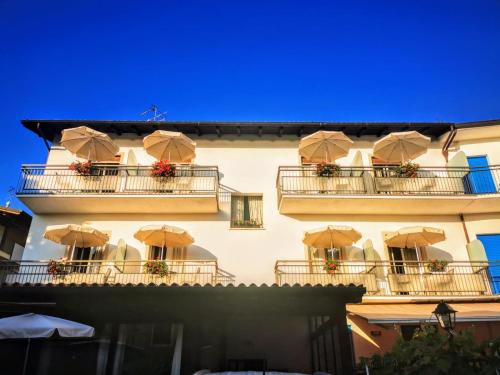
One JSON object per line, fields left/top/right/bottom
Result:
{"left": 72, "top": 246, "right": 96, "bottom": 273}
{"left": 467, "top": 156, "right": 497, "bottom": 194}
{"left": 388, "top": 247, "right": 420, "bottom": 274}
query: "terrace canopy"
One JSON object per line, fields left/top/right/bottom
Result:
{"left": 384, "top": 226, "right": 446, "bottom": 248}
{"left": 303, "top": 225, "right": 362, "bottom": 249}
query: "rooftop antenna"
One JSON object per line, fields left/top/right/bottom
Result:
{"left": 4, "top": 186, "right": 15, "bottom": 208}
{"left": 141, "top": 105, "right": 167, "bottom": 122}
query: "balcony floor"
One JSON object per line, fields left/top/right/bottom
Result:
{"left": 279, "top": 194, "right": 500, "bottom": 215}
{"left": 18, "top": 194, "right": 219, "bottom": 214}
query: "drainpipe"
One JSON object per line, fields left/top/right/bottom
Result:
{"left": 459, "top": 214, "right": 470, "bottom": 243}
{"left": 442, "top": 125, "right": 457, "bottom": 162}
{"left": 36, "top": 122, "right": 51, "bottom": 152}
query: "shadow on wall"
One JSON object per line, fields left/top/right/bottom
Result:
{"left": 187, "top": 245, "right": 217, "bottom": 261}
{"left": 425, "top": 246, "right": 454, "bottom": 261}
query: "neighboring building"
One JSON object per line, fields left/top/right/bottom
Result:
{"left": 1, "top": 119, "right": 500, "bottom": 374}
{"left": 0, "top": 206, "right": 31, "bottom": 261}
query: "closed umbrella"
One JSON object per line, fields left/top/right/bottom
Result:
{"left": 143, "top": 130, "right": 196, "bottom": 163}
{"left": 61, "top": 126, "right": 119, "bottom": 161}
{"left": 303, "top": 226, "right": 362, "bottom": 258}
{"left": 299, "top": 131, "right": 353, "bottom": 163}
{"left": 0, "top": 313, "right": 94, "bottom": 375}
{"left": 134, "top": 224, "right": 194, "bottom": 259}
{"left": 373, "top": 131, "right": 430, "bottom": 163}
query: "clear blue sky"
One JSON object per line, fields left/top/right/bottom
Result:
{"left": 1, "top": 0, "right": 500, "bottom": 210}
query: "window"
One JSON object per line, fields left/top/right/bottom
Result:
{"left": 0, "top": 224, "right": 5, "bottom": 247}
{"left": 149, "top": 246, "right": 184, "bottom": 260}
{"left": 230, "top": 194, "right": 263, "bottom": 229}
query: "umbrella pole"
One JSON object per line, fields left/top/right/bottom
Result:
{"left": 22, "top": 338, "right": 30, "bottom": 375}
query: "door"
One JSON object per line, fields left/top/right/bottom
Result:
{"left": 476, "top": 234, "right": 500, "bottom": 294}
{"left": 467, "top": 156, "right": 497, "bottom": 193}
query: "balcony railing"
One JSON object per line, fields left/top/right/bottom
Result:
{"left": 277, "top": 165, "right": 500, "bottom": 197}
{"left": 16, "top": 164, "right": 219, "bottom": 196}
{"left": 0, "top": 260, "right": 234, "bottom": 286}
{"left": 274, "top": 260, "right": 499, "bottom": 296}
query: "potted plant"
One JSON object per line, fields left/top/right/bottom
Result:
{"left": 427, "top": 259, "right": 448, "bottom": 272}
{"left": 315, "top": 162, "right": 341, "bottom": 177}
{"left": 427, "top": 259, "right": 452, "bottom": 285}
{"left": 151, "top": 160, "right": 176, "bottom": 181}
{"left": 69, "top": 160, "right": 99, "bottom": 179}
{"left": 231, "top": 219, "right": 262, "bottom": 228}
{"left": 323, "top": 259, "right": 340, "bottom": 274}
{"left": 144, "top": 259, "right": 169, "bottom": 279}
{"left": 394, "top": 162, "right": 419, "bottom": 178}
{"left": 47, "top": 259, "right": 68, "bottom": 278}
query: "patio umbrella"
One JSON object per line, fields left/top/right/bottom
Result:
{"left": 299, "top": 131, "right": 353, "bottom": 163}
{"left": 61, "top": 126, "right": 119, "bottom": 161}
{"left": 373, "top": 131, "right": 430, "bottom": 163}
{"left": 44, "top": 224, "right": 109, "bottom": 259}
{"left": 303, "top": 225, "right": 362, "bottom": 254}
{"left": 0, "top": 313, "right": 94, "bottom": 375}
{"left": 143, "top": 130, "right": 196, "bottom": 163}
{"left": 384, "top": 226, "right": 446, "bottom": 248}
{"left": 134, "top": 224, "right": 194, "bottom": 259}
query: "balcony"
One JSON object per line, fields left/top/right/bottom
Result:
{"left": 0, "top": 260, "right": 234, "bottom": 286}
{"left": 277, "top": 165, "right": 500, "bottom": 214}
{"left": 274, "top": 260, "right": 499, "bottom": 296}
{"left": 16, "top": 164, "right": 220, "bottom": 214}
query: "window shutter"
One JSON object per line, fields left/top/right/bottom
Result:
{"left": 115, "top": 239, "right": 127, "bottom": 272}
{"left": 446, "top": 151, "right": 468, "bottom": 178}
{"left": 362, "top": 240, "right": 376, "bottom": 261}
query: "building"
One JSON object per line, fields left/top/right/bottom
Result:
{"left": 0, "top": 206, "right": 32, "bottom": 261}
{"left": 1, "top": 119, "right": 500, "bottom": 374}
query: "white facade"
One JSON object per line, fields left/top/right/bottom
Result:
{"left": 21, "top": 126, "right": 500, "bottom": 285}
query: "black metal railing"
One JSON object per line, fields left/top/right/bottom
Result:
{"left": 16, "top": 164, "right": 219, "bottom": 196}
{"left": 274, "top": 260, "right": 500, "bottom": 296}
{"left": 277, "top": 165, "right": 500, "bottom": 198}
{"left": 0, "top": 260, "right": 234, "bottom": 286}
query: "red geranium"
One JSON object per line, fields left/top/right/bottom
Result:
{"left": 69, "top": 160, "right": 95, "bottom": 175}
{"left": 151, "top": 160, "right": 176, "bottom": 178}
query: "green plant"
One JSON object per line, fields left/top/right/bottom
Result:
{"left": 427, "top": 259, "right": 449, "bottom": 272}
{"left": 144, "top": 259, "right": 169, "bottom": 277}
{"left": 394, "top": 162, "right": 419, "bottom": 178}
{"left": 359, "top": 325, "right": 500, "bottom": 375}
{"left": 231, "top": 219, "right": 262, "bottom": 228}
{"left": 323, "top": 259, "right": 340, "bottom": 274}
{"left": 315, "top": 162, "right": 341, "bottom": 177}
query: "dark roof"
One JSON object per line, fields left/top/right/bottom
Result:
{"left": 21, "top": 119, "right": 465, "bottom": 141}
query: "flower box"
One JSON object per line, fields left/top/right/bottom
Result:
{"left": 394, "top": 162, "right": 419, "bottom": 178}
{"left": 151, "top": 161, "right": 176, "bottom": 180}
{"left": 144, "top": 260, "right": 169, "bottom": 278}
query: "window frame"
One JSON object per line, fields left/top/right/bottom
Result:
{"left": 230, "top": 193, "right": 264, "bottom": 229}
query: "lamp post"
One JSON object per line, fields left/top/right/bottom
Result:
{"left": 433, "top": 300, "right": 457, "bottom": 338}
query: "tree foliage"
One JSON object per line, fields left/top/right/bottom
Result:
{"left": 359, "top": 325, "right": 499, "bottom": 375}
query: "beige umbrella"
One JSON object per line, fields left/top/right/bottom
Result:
{"left": 373, "top": 131, "right": 430, "bottom": 163}
{"left": 143, "top": 130, "right": 196, "bottom": 162}
{"left": 61, "top": 126, "right": 119, "bottom": 161}
{"left": 384, "top": 226, "right": 445, "bottom": 248}
{"left": 299, "top": 131, "right": 353, "bottom": 163}
{"left": 134, "top": 225, "right": 194, "bottom": 259}
{"left": 303, "top": 225, "right": 362, "bottom": 250}
{"left": 44, "top": 224, "right": 109, "bottom": 259}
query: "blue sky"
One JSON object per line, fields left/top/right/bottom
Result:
{"left": 1, "top": 0, "right": 500, "bottom": 210}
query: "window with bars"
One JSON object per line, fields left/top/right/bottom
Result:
{"left": 230, "top": 194, "right": 263, "bottom": 228}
